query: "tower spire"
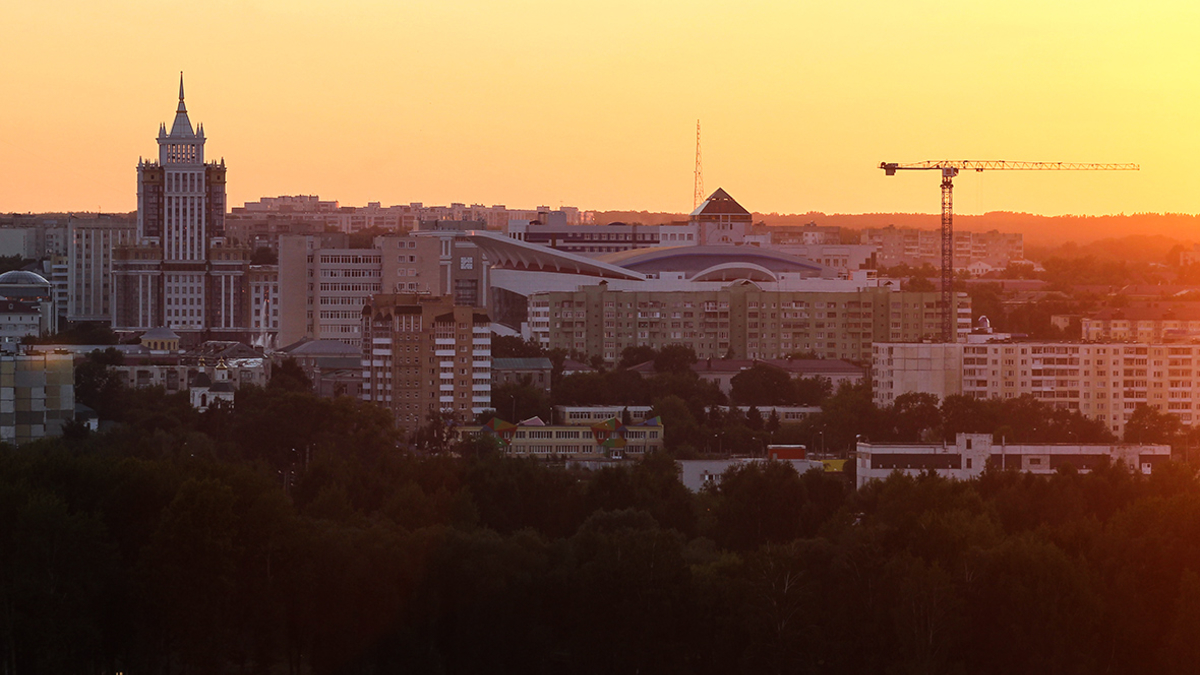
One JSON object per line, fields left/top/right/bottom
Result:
{"left": 178, "top": 72, "right": 186, "bottom": 113}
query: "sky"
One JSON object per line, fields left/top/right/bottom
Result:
{"left": 2, "top": 0, "right": 1196, "bottom": 217}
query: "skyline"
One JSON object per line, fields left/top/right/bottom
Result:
{"left": 2, "top": 1, "right": 1192, "bottom": 217}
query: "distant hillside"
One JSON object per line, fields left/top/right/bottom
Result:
{"left": 590, "top": 210, "right": 1200, "bottom": 249}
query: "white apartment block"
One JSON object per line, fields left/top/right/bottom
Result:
{"left": 873, "top": 341, "right": 1200, "bottom": 438}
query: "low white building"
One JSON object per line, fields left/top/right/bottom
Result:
{"left": 677, "top": 458, "right": 824, "bottom": 492}
{"left": 855, "top": 433, "right": 1171, "bottom": 489}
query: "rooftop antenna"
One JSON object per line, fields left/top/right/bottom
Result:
{"left": 693, "top": 120, "right": 704, "bottom": 210}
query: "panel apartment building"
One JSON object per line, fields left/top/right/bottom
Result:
{"left": 276, "top": 229, "right": 489, "bottom": 348}
{"left": 533, "top": 283, "right": 969, "bottom": 363}
{"left": 66, "top": 215, "right": 137, "bottom": 323}
{"left": 861, "top": 226, "right": 1024, "bottom": 269}
{"left": 360, "top": 294, "right": 491, "bottom": 433}
{"left": 873, "top": 340, "right": 1200, "bottom": 439}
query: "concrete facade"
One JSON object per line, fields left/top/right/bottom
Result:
{"left": 0, "top": 354, "right": 74, "bottom": 445}
{"left": 276, "top": 234, "right": 442, "bottom": 348}
{"left": 111, "top": 78, "right": 250, "bottom": 343}
{"left": 855, "top": 433, "right": 1171, "bottom": 489}
{"left": 361, "top": 294, "right": 491, "bottom": 433}
{"left": 534, "top": 283, "right": 968, "bottom": 364}
{"left": 873, "top": 340, "right": 1200, "bottom": 438}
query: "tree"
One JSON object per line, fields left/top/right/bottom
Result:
{"left": 491, "top": 379, "right": 551, "bottom": 423}
{"left": 793, "top": 376, "right": 832, "bottom": 406}
{"left": 492, "top": 335, "right": 545, "bottom": 358}
{"left": 730, "top": 364, "right": 793, "bottom": 406}
{"left": 888, "top": 391, "right": 942, "bottom": 441}
{"left": 905, "top": 276, "right": 936, "bottom": 292}
{"left": 653, "top": 345, "right": 696, "bottom": 375}
{"left": 766, "top": 409, "right": 781, "bottom": 434}
{"left": 1125, "top": 404, "right": 1182, "bottom": 444}
{"left": 412, "top": 409, "right": 459, "bottom": 453}
{"left": 746, "top": 405, "right": 764, "bottom": 431}
{"left": 74, "top": 348, "right": 127, "bottom": 420}
{"left": 619, "top": 345, "right": 656, "bottom": 369}
{"left": 268, "top": 357, "right": 312, "bottom": 392}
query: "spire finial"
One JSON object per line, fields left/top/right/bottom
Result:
{"left": 177, "top": 72, "right": 186, "bottom": 113}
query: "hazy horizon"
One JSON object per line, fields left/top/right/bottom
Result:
{"left": 3, "top": 1, "right": 1192, "bottom": 217}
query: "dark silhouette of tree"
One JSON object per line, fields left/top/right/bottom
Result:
{"left": 268, "top": 357, "right": 312, "bottom": 392}
{"left": 730, "top": 364, "right": 793, "bottom": 406}
{"left": 653, "top": 344, "right": 696, "bottom": 374}
{"left": 619, "top": 345, "right": 656, "bottom": 368}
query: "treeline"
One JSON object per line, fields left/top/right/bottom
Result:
{"left": 7, "top": 399, "right": 1200, "bottom": 673}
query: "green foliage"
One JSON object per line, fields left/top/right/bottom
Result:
{"left": 490, "top": 378, "right": 551, "bottom": 423}
{"left": 6, "top": 380, "right": 1200, "bottom": 674}
{"left": 652, "top": 344, "right": 697, "bottom": 374}
{"left": 618, "top": 344, "right": 656, "bottom": 368}
{"left": 730, "top": 363, "right": 794, "bottom": 405}
{"left": 267, "top": 356, "right": 312, "bottom": 392}
{"left": 491, "top": 335, "right": 545, "bottom": 358}
{"left": 29, "top": 321, "right": 119, "bottom": 345}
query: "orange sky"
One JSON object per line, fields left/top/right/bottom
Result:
{"left": 2, "top": 1, "right": 1194, "bottom": 218}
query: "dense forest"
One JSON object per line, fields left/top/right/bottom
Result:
{"left": 5, "top": 364, "right": 1200, "bottom": 674}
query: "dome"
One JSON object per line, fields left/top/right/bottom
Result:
{"left": 0, "top": 270, "right": 51, "bottom": 287}
{"left": 141, "top": 327, "right": 180, "bottom": 340}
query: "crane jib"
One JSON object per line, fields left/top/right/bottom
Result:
{"left": 877, "top": 159, "right": 1138, "bottom": 343}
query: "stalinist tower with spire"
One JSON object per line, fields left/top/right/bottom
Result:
{"left": 112, "top": 75, "right": 250, "bottom": 344}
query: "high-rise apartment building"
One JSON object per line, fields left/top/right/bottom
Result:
{"left": 276, "top": 234, "right": 442, "bottom": 348}
{"left": 111, "top": 77, "right": 250, "bottom": 343}
{"left": 533, "top": 283, "right": 969, "bottom": 363}
{"left": 861, "top": 226, "right": 1024, "bottom": 269}
{"left": 66, "top": 214, "right": 136, "bottom": 322}
{"left": 360, "top": 294, "right": 491, "bottom": 433}
{"left": 873, "top": 340, "right": 1200, "bottom": 438}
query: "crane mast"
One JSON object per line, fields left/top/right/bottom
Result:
{"left": 879, "top": 160, "right": 1139, "bottom": 342}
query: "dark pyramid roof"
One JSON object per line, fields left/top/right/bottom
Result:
{"left": 191, "top": 372, "right": 213, "bottom": 388}
{"left": 690, "top": 188, "right": 750, "bottom": 217}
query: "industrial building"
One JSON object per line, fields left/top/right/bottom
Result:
{"left": 855, "top": 433, "right": 1171, "bottom": 489}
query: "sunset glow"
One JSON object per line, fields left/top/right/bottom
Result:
{"left": 2, "top": 0, "right": 1194, "bottom": 216}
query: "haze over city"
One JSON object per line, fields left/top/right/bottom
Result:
{"left": 3, "top": 0, "right": 1192, "bottom": 217}
{"left": 11, "top": 3, "right": 1200, "bottom": 675}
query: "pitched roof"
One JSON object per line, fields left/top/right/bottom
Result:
{"left": 689, "top": 188, "right": 750, "bottom": 217}
{"left": 493, "top": 357, "right": 553, "bottom": 371}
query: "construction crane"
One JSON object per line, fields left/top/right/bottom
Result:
{"left": 693, "top": 120, "right": 704, "bottom": 209}
{"left": 879, "top": 160, "right": 1139, "bottom": 342}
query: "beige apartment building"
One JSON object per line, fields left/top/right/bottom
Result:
{"left": 873, "top": 341, "right": 1200, "bottom": 438}
{"left": 1081, "top": 306, "right": 1200, "bottom": 343}
{"left": 277, "top": 234, "right": 441, "bottom": 348}
{"left": 861, "top": 226, "right": 1024, "bottom": 269}
{"left": 533, "top": 283, "right": 968, "bottom": 363}
{"left": 360, "top": 294, "right": 491, "bottom": 433}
